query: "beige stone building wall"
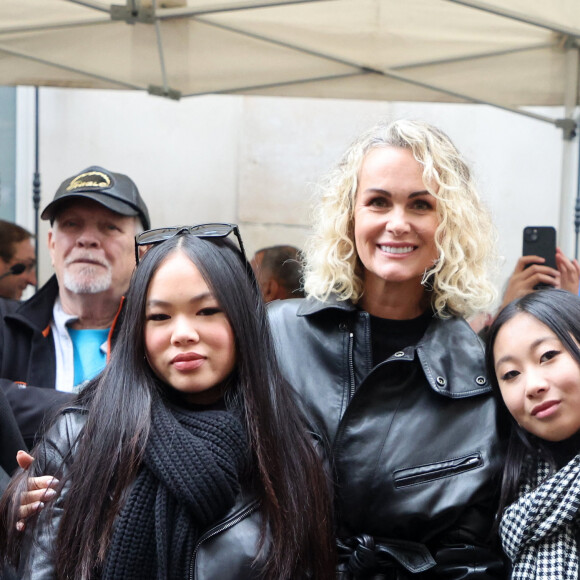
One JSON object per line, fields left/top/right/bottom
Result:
{"left": 14, "top": 87, "right": 567, "bottom": 301}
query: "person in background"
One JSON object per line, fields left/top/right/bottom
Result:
{"left": 251, "top": 245, "right": 305, "bottom": 302}
{"left": 0, "top": 165, "right": 150, "bottom": 447}
{"left": 469, "top": 248, "right": 580, "bottom": 336}
{"left": 499, "top": 249, "right": 580, "bottom": 310}
{"left": 0, "top": 220, "right": 37, "bottom": 301}
{"left": 0, "top": 227, "right": 335, "bottom": 579}
{"left": 485, "top": 288, "right": 580, "bottom": 578}
{"left": 268, "top": 119, "right": 506, "bottom": 578}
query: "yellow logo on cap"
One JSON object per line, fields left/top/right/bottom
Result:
{"left": 66, "top": 171, "right": 111, "bottom": 191}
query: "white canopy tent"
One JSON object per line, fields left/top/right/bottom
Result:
{"left": 1, "top": 0, "right": 579, "bottom": 243}
{"left": 1, "top": 1, "right": 578, "bottom": 116}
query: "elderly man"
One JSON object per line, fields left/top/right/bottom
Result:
{"left": 0, "top": 220, "right": 37, "bottom": 300}
{"left": 0, "top": 166, "right": 150, "bottom": 446}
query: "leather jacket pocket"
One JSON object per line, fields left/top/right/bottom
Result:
{"left": 393, "top": 454, "right": 483, "bottom": 488}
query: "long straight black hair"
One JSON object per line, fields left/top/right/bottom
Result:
{"left": 0, "top": 233, "right": 335, "bottom": 579}
{"left": 485, "top": 288, "right": 580, "bottom": 518}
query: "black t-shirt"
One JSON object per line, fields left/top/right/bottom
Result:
{"left": 369, "top": 309, "right": 433, "bottom": 366}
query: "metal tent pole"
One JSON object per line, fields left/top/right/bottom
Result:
{"left": 32, "top": 86, "right": 40, "bottom": 289}
{"left": 575, "top": 134, "right": 580, "bottom": 260}
{"left": 557, "top": 40, "right": 579, "bottom": 258}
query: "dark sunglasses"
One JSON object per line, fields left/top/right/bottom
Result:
{"left": 134, "top": 223, "right": 247, "bottom": 264}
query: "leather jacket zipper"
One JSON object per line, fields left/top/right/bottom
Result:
{"left": 394, "top": 453, "right": 483, "bottom": 488}
{"left": 188, "top": 499, "right": 261, "bottom": 580}
{"left": 348, "top": 332, "right": 355, "bottom": 401}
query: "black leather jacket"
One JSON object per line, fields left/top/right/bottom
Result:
{"left": 19, "top": 408, "right": 265, "bottom": 580}
{"left": 0, "top": 276, "right": 123, "bottom": 446}
{"left": 268, "top": 297, "right": 506, "bottom": 579}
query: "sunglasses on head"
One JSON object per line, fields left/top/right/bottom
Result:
{"left": 134, "top": 223, "right": 247, "bottom": 265}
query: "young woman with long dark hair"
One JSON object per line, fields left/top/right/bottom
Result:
{"left": 0, "top": 226, "right": 335, "bottom": 579}
{"left": 486, "top": 288, "right": 580, "bottom": 578}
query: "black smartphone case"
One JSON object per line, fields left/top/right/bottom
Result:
{"left": 522, "top": 226, "right": 557, "bottom": 270}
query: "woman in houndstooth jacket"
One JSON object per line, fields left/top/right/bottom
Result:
{"left": 486, "top": 288, "right": 580, "bottom": 580}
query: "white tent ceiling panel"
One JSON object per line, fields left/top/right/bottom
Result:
{"left": 0, "top": 51, "right": 124, "bottom": 89}
{"left": 0, "top": 16, "right": 358, "bottom": 95}
{"left": 234, "top": 72, "right": 464, "bottom": 103}
{"left": 450, "top": 0, "right": 580, "bottom": 35}
{"left": 396, "top": 48, "right": 573, "bottom": 107}
{"left": 212, "top": 0, "right": 550, "bottom": 65}
{"left": 0, "top": 0, "right": 110, "bottom": 32}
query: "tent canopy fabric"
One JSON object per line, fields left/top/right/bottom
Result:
{"left": 0, "top": 0, "right": 579, "bottom": 131}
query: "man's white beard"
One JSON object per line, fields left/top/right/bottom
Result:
{"left": 63, "top": 263, "right": 113, "bottom": 294}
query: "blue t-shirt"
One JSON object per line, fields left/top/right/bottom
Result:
{"left": 67, "top": 327, "right": 110, "bottom": 388}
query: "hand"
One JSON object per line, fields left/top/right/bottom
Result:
{"left": 16, "top": 449, "right": 33, "bottom": 470}
{"left": 555, "top": 247, "right": 580, "bottom": 294}
{"left": 15, "top": 450, "right": 59, "bottom": 531}
{"left": 500, "top": 255, "right": 558, "bottom": 311}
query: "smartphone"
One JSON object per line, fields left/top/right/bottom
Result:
{"left": 522, "top": 226, "right": 557, "bottom": 289}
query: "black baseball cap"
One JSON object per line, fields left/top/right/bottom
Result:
{"left": 41, "top": 166, "right": 151, "bottom": 230}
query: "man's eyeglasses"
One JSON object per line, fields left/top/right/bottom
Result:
{"left": 134, "top": 223, "right": 247, "bottom": 265}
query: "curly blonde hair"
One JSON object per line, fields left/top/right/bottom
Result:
{"left": 303, "top": 119, "right": 498, "bottom": 318}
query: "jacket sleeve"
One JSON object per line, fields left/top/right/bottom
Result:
{"left": 0, "top": 379, "right": 74, "bottom": 448}
{"left": 0, "top": 298, "right": 75, "bottom": 448}
{"left": 0, "top": 385, "right": 26, "bottom": 489}
{"left": 431, "top": 503, "right": 507, "bottom": 579}
{"left": 432, "top": 544, "right": 506, "bottom": 579}
{"left": 17, "top": 412, "right": 80, "bottom": 580}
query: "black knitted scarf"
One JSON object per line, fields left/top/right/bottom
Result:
{"left": 102, "top": 399, "right": 248, "bottom": 580}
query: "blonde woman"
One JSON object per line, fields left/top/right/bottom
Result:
{"left": 268, "top": 119, "right": 506, "bottom": 578}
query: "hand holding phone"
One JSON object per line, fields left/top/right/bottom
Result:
{"left": 499, "top": 227, "right": 559, "bottom": 310}
{"left": 555, "top": 247, "right": 580, "bottom": 295}
{"left": 522, "top": 226, "right": 557, "bottom": 270}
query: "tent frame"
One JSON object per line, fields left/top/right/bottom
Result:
{"left": 3, "top": 0, "right": 579, "bottom": 134}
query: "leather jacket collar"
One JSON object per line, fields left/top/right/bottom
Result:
{"left": 4, "top": 274, "right": 60, "bottom": 332}
{"left": 295, "top": 296, "right": 490, "bottom": 399}
{"left": 296, "top": 294, "right": 356, "bottom": 316}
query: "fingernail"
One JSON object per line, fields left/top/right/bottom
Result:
{"left": 37, "top": 502, "right": 45, "bottom": 510}
{"left": 16, "top": 521, "right": 24, "bottom": 532}
{"left": 43, "top": 489, "right": 57, "bottom": 498}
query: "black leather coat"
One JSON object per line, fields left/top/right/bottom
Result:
{"left": 0, "top": 276, "right": 106, "bottom": 446}
{"left": 268, "top": 297, "right": 506, "bottom": 579}
{"left": 19, "top": 408, "right": 265, "bottom": 580}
